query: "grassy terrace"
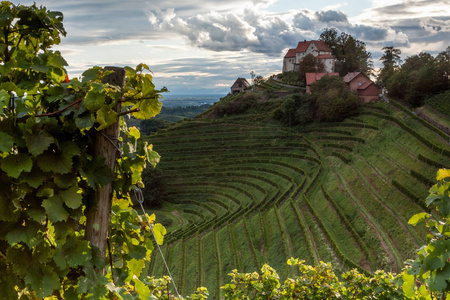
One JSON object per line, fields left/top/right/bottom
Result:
{"left": 144, "top": 102, "right": 450, "bottom": 298}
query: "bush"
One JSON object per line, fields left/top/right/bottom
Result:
{"left": 211, "top": 93, "right": 258, "bottom": 117}
{"left": 273, "top": 93, "right": 315, "bottom": 125}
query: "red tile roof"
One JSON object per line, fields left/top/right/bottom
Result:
{"left": 343, "top": 72, "right": 362, "bottom": 83}
{"left": 296, "top": 40, "right": 311, "bottom": 52}
{"left": 284, "top": 48, "right": 297, "bottom": 58}
{"left": 311, "top": 40, "right": 332, "bottom": 52}
{"left": 357, "top": 81, "right": 379, "bottom": 90}
{"left": 305, "top": 72, "right": 339, "bottom": 86}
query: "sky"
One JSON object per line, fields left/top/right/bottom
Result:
{"left": 16, "top": 0, "right": 450, "bottom": 95}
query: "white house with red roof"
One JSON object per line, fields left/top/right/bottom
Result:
{"left": 282, "top": 40, "right": 335, "bottom": 73}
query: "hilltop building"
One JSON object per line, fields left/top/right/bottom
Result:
{"left": 231, "top": 77, "right": 251, "bottom": 94}
{"left": 283, "top": 40, "right": 335, "bottom": 73}
{"left": 343, "top": 72, "right": 380, "bottom": 103}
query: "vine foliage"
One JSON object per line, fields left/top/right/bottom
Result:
{"left": 0, "top": 2, "right": 173, "bottom": 299}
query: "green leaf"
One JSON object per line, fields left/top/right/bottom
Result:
{"left": 24, "top": 265, "right": 60, "bottom": 298}
{"left": 84, "top": 84, "right": 106, "bottom": 111}
{"left": 125, "top": 258, "right": 145, "bottom": 282}
{"left": 408, "top": 212, "right": 430, "bottom": 226}
{"left": 0, "top": 89, "right": 9, "bottom": 114}
{"left": 96, "top": 106, "right": 118, "bottom": 130}
{"left": 0, "top": 131, "right": 14, "bottom": 152}
{"left": 37, "top": 152, "right": 72, "bottom": 174}
{"left": 64, "top": 239, "right": 92, "bottom": 268}
{"left": 129, "top": 126, "right": 140, "bottom": 140}
{"left": 75, "top": 113, "right": 95, "bottom": 130}
{"left": 153, "top": 223, "right": 166, "bottom": 245}
{"left": 1, "top": 153, "right": 33, "bottom": 178}
{"left": 42, "top": 197, "right": 69, "bottom": 222}
{"left": 60, "top": 185, "right": 83, "bottom": 209}
{"left": 6, "top": 222, "right": 44, "bottom": 247}
{"left": 134, "top": 276, "right": 151, "bottom": 300}
{"left": 82, "top": 67, "right": 102, "bottom": 83}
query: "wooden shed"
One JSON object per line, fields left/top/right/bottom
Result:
{"left": 231, "top": 78, "right": 250, "bottom": 94}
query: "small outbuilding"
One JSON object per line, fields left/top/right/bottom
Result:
{"left": 231, "top": 77, "right": 250, "bottom": 94}
{"left": 343, "top": 72, "right": 380, "bottom": 103}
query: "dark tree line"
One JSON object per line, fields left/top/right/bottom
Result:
{"left": 382, "top": 46, "right": 450, "bottom": 107}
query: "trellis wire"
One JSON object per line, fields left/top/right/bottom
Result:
{"left": 134, "top": 184, "right": 181, "bottom": 299}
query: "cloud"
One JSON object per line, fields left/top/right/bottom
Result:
{"left": 420, "top": 17, "right": 450, "bottom": 34}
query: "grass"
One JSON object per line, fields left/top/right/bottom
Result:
{"left": 142, "top": 101, "right": 450, "bottom": 294}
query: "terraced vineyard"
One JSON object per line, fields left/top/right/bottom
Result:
{"left": 143, "top": 101, "right": 450, "bottom": 298}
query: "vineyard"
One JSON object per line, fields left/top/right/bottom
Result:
{"left": 143, "top": 101, "right": 450, "bottom": 298}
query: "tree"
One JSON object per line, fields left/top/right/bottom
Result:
{"left": 298, "top": 53, "right": 326, "bottom": 82}
{"left": 0, "top": 2, "right": 174, "bottom": 299}
{"left": 319, "top": 28, "right": 373, "bottom": 76}
{"left": 310, "top": 75, "right": 360, "bottom": 122}
{"left": 378, "top": 46, "right": 402, "bottom": 87}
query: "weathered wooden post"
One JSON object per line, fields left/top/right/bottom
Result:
{"left": 85, "top": 67, "right": 125, "bottom": 270}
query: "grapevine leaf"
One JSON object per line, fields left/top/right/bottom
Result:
{"left": 6, "top": 222, "right": 44, "bottom": 247}
{"left": 0, "top": 131, "right": 14, "bottom": 152}
{"left": 60, "top": 185, "right": 83, "bottom": 209}
{"left": 6, "top": 246, "right": 33, "bottom": 278}
{"left": 129, "top": 126, "right": 140, "bottom": 140}
{"left": 36, "top": 187, "right": 54, "bottom": 198}
{"left": 408, "top": 212, "right": 430, "bottom": 226}
{"left": 132, "top": 96, "right": 161, "bottom": 120}
{"left": 133, "top": 276, "right": 151, "bottom": 300}
{"left": 81, "top": 66, "right": 102, "bottom": 83}
{"left": 437, "top": 169, "right": 450, "bottom": 180}
{"left": 96, "top": 106, "right": 118, "bottom": 130}
{"left": 1, "top": 153, "right": 33, "bottom": 178}
{"left": 0, "top": 89, "right": 9, "bottom": 114}
{"left": 25, "top": 130, "right": 55, "bottom": 156}
{"left": 0, "top": 197, "right": 20, "bottom": 222}
{"left": 37, "top": 152, "right": 72, "bottom": 174}
{"left": 24, "top": 265, "right": 60, "bottom": 298}
{"left": 42, "top": 197, "right": 69, "bottom": 222}
{"left": 54, "top": 173, "right": 76, "bottom": 188}
{"left": 22, "top": 168, "right": 47, "bottom": 188}
{"left": 146, "top": 144, "right": 160, "bottom": 167}
{"left": 75, "top": 113, "right": 95, "bottom": 130}
{"left": 27, "top": 208, "right": 46, "bottom": 223}
{"left": 153, "top": 223, "right": 166, "bottom": 245}
{"left": 84, "top": 83, "right": 106, "bottom": 111}
{"left": 80, "top": 156, "right": 114, "bottom": 188}
{"left": 64, "top": 239, "right": 92, "bottom": 268}
{"left": 125, "top": 258, "right": 145, "bottom": 282}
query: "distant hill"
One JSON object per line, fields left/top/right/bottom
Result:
{"left": 141, "top": 91, "right": 450, "bottom": 298}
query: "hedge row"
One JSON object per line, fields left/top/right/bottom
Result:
{"left": 391, "top": 180, "right": 429, "bottom": 212}
{"left": 417, "top": 153, "right": 446, "bottom": 168}
{"left": 322, "top": 143, "right": 354, "bottom": 152}
{"left": 243, "top": 220, "right": 262, "bottom": 269}
{"left": 410, "top": 170, "right": 434, "bottom": 187}
{"left": 331, "top": 151, "right": 351, "bottom": 164}
{"left": 313, "top": 121, "right": 378, "bottom": 131}
{"left": 321, "top": 187, "right": 373, "bottom": 267}
{"left": 290, "top": 200, "right": 319, "bottom": 265}
{"left": 303, "top": 195, "right": 371, "bottom": 276}
{"left": 300, "top": 128, "right": 354, "bottom": 136}
{"left": 315, "top": 135, "right": 365, "bottom": 144}
{"left": 390, "top": 99, "right": 450, "bottom": 140}
{"left": 362, "top": 111, "right": 450, "bottom": 157}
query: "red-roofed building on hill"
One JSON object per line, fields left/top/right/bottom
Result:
{"left": 305, "top": 72, "right": 339, "bottom": 94}
{"left": 343, "top": 72, "right": 380, "bottom": 103}
{"left": 283, "top": 40, "right": 335, "bottom": 73}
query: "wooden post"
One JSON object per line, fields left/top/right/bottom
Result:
{"left": 85, "top": 67, "right": 125, "bottom": 269}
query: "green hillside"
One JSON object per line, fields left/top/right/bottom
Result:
{"left": 142, "top": 97, "right": 450, "bottom": 298}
